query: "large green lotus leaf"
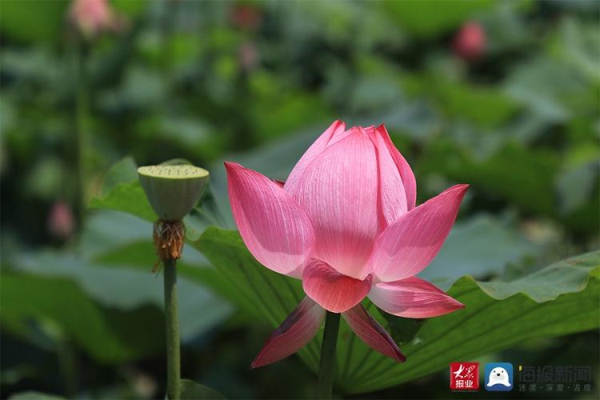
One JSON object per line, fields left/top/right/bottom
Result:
{"left": 0, "top": 273, "right": 164, "bottom": 364}
{"left": 197, "top": 227, "right": 600, "bottom": 394}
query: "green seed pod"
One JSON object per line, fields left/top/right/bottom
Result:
{"left": 138, "top": 165, "right": 209, "bottom": 221}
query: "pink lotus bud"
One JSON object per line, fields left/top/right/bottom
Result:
{"left": 48, "top": 201, "right": 75, "bottom": 239}
{"left": 69, "top": 0, "right": 124, "bottom": 37}
{"left": 225, "top": 121, "right": 468, "bottom": 367}
{"left": 238, "top": 41, "right": 259, "bottom": 72}
{"left": 452, "top": 21, "right": 486, "bottom": 61}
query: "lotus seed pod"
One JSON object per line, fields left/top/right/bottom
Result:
{"left": 138, "top": 165, "right": 209, "bottom": 221}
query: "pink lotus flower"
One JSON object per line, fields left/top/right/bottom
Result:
{"left": 225, "top": 121, "right": 468, "bottom": 367}
{"left": 69, "top": 0, "right": 123, "bottom": 37}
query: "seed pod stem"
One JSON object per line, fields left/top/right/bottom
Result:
{"left": 163, "top": 258, "right": 180, "bottom": 400}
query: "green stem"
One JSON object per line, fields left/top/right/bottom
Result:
{"left": 74, "top": 39, "right": 89, "bottom": 230}
{"left": 317, "top": 311, "right": 340, "bottom": 399}
{"left": 164, "top": 259, "right": 181, "bottom": 400}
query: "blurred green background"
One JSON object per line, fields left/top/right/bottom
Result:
{"left": 1, "top": 0, "right": 599, "bottom": 399}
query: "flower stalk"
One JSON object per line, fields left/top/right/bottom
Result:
{"left": 163, "top": 258, "right": 180, "bottom": 400}
{"left": 317, "top": 311, "right": 341, "bottom": 399}
{"left": 154, "top": 220, "right": 185, "bottom": 399}
{"left": 74, "top": 38, "right": 89, "bottom": 230}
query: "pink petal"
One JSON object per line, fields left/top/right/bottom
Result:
{"left": 251, "top": 297, "right": 325, "bottom": 368}
{"left": 376, "top": 125, "right": 417, "bottom": 211}
{"left": 368, "top": 184, "right": 469, "bottom": 282}
{"left": 287, "top": 128, "right": 380, "bottom": 279}
{"left": 302, "top": 259, "right": 372, "bottom": 313}
{"left": 342, "top": 305, "right": 405, "bottom": 362}
{"left": 284, "top": 120, "right": 346, "bottom": 194}
{"left": 366, "top": 126, "right": 408, "bottom": 226}
{"left": 226, "top": 162, "right": 315, "bottom": 276}
{"left": 369, "top": 277, "right": 464, "bottom": 318}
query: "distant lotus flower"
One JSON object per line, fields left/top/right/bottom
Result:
{"left": 47, "top": 200, "right": 75, "bottom": 239}
{"left": 453, "top": 21, "right": 486, "bottom": 61}
{"left": 230, "top": 4, "right": 262, "bottom": 31}
{"left": 238, "top": 41, "right": 259, "bottom": 73}
{"left": 69, "top": 0, "right": 123, "bottom": 37}
{"left": 225, "top": 121, "right": 468, "bottom": 367}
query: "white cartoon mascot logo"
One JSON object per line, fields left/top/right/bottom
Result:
{"left": 487, "top": 367, "right": 511, "bottom": 387}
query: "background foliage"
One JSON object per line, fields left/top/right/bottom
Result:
{"left": 1, "top": 0, "right": 599, "bottom": 399}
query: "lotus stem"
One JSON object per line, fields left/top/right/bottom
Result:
{"left": 317, "top": 311, "right": 340, "bottom": 399}
{"left": 164, "top": 258, "right": 180, "bottom": 400}
{"left": 74, "top": 38, "right": 89, "bottom": 230}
